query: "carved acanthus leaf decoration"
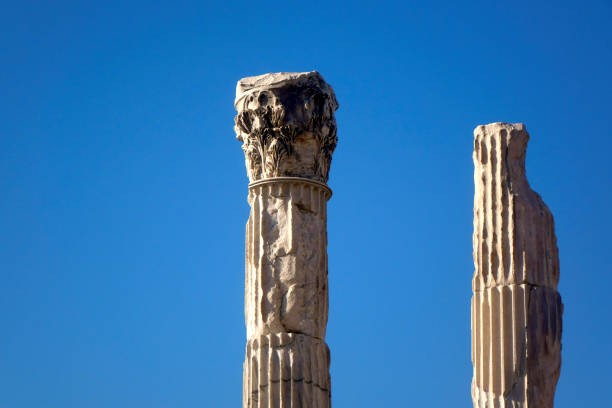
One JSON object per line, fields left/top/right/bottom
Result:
{"left": 234, "top": 71, "right": 338, "bottom": 183}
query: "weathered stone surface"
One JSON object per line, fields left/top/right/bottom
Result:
{"left": 245, "top": 179, "right": 330, "bottom": 341}
{"left": 471, "top": 123, "right": 562, "bottom": 408}
{"left": 243, "top": 333, "right": 331, "bottom": 408}
{"left": 236, "top": 72, "right": 337, "bottom": 408}
{"left": 234, "top": 71, "right": 338, "bottom": 183}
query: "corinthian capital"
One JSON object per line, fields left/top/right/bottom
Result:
{"left": 234, "top": 71, "right": 338, "bottom": 183}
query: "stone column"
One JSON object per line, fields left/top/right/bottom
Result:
{"left": 234, "top": 71, "right": 338, "bottom": 408}
{"left": 471, "top": 123, "right": 563, "bottom": 408}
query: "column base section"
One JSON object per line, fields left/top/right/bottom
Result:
{"left": 471, "top": 284, "right": 562, "bottom": 408}
{"left": 243, "top": 333, "right": 331, "bottom": 408}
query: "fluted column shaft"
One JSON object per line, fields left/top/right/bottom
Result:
{"left": 243, "top": 178, "right": 331, "bottom": 408}
{"left": 471, "top": 123, "right": 562, "bottom": 408}
{"left": 234, "top": 71, "right": 338, "bottom": 408}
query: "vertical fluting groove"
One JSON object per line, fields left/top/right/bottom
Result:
{"left": 252, "top": 340, "right": 258, "bottom": 408}
{"left": 489, "top": 134, "right": 498, "bottom": 286}
{"left": 247, "top": 201, "right": 252, "bottom": 318}
{"left": 287, "top": 183, "right": 294, "bottom": 254}
{"left": 501, "top": 134, "right": 511, "bottom": 284}
{"left": 507, "top": 193, "right": 515, "bottom": 284}
{"left": 477, "top": 289, "right": 483, "bottom": 388}
{"left": 491, "top": 287, "right": 501, "bottom": 394}
{"left": 312, "top": 185, "right": 321, "bottom": 340}
{"left": 477, "top": 134, "right": 486, "bottom": 387}
{"left": 246, "top": 209, "right": 251, "bottom": 342}
{"left": 303, "top": 336, "right": 312, "bottom": 404}
{"left": 516, "top": 206, "right": 523, "bottom": 285}
{"left": 483, "top": 288, "right": 490, "bottom": 390}
{"left": 259, "top": 336, "right": 266, "bottom": 408}
{"left": 289, "top": 347, "right": 297, "bottom": 408}
{"left": 251, "top": 188, "right": 257, "bottom": 338}
{"left": 470, "top": 296, "right": 478, "bottom": 386}
{"left": 257, "top": 185, "right": 265, "bottom": 335}
{"left": 311, "top": 341, "right": 317, "bottom": 408}
{"left": 321, "top": 188, "right": 329, "bottom": 332}
{"left": 487, "top": 129, "right": 497, "bottom": 391}
{"left": 510, "top": 284, "right": 518, "bottom": 391}
{"left": 313, "top": 338, "right": 320, "bottom": 408}
{"left": 527, "top": 210, "right": 536, "bottom": 286}
{"left": 472, "top": 123, "right": 562, "bottom": 408}
{"left": 245, "top": 343, "right": 249, "bottom": 408}
{"left": 251, "top": 189, "right": 258, "bottom": 338}
{"left": 270, "top": 335, "right": 279, "bottom": 408}
{"left": 493, "top": 129, "right": 503, "bottom": 397}
{"left": 281, "top": 334, "right": 291, "bottom": 407}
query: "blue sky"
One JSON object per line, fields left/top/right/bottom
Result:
{"left": 1, "top": 1, "right": 611, "bottom": 406}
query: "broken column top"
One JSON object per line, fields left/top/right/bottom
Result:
{"left": 234, "top": 71, "right": 339, "bottom": 183}
{"left": 472, "top": 121, "right": 559, "bottom": 291}
{"left": 473, "top": 122, "right": 530, "bottom": 194}
{"left": 474, "top": 122, "right": 528, "bottom": 144}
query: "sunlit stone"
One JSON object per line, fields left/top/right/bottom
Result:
{"left": 235, "top": 71, "right": 338, "bottom": 408}
{"left": 471, "top": 123, "right": 563, "bottom": 408}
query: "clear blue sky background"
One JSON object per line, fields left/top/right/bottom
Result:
{"left": 1, "top": 1, "right": 611, "bottom": 407}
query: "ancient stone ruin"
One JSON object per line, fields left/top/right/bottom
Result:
{"left": 471, "top": 123, "right": 562, "bottom": 408}
{"left": 233, "top": 72, "right": 562, "bottom": 407}
{"left": 234, "top": 71, "right": 337, "bottom": 408}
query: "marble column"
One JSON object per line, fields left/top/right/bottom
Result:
{"left": 471, "top": 123, "right": 563, "bottom": 408}
{"left": 234, "top": 71, "right": 338, "bottom": 408}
